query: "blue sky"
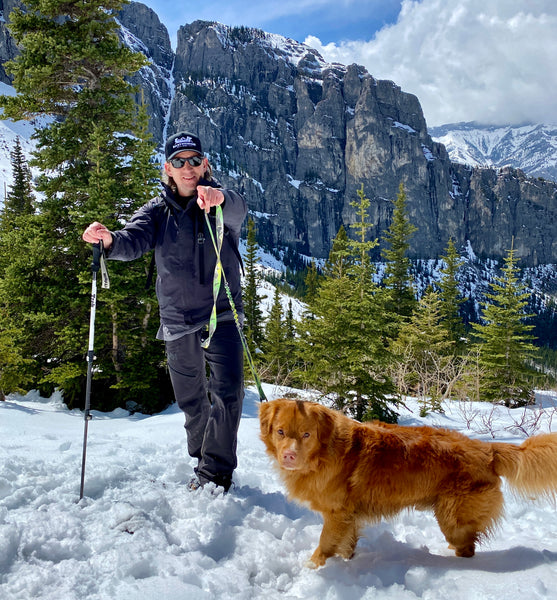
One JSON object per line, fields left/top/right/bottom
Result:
{"left": 140, "top": 0, "right": 403, "bottom": 46}
{"left": 138, "top": 0, "right": 557, "bottom": 127}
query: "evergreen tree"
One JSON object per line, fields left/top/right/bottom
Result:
{"left": 0, "top": 0, "right": 166, "bottom": 411}
{"left": 324, "top": 225, "right": 352, "bottom": 279}
{"left": 296, "top": 186, "right": 397, "bottom": 422}
{"left": 391, "top": 288, "right": 454, "bottom": 415}
{"left": 472, "top": 241, "right": 537, "bottom": 407}
{"left": 243, "top": 218, "right": 264, "bottom": 352}
{"left": 381, "top": 182, "right": 417, "bottom": 322}
{"left": 0, "top": 317, "right": 34, "bottom": 401}
{"left": 0, "top": 138, "right": 36, "bottom": 399}
{"left": 0, "top": 136, "right": 34, "bottom": 231}
{"left": 262, "top": 286, "right": 287, "bottom": 380}
{"left": 303, "top": 259, "right": 320, "bottom": 306}
{"left": 437, "top": 238, "right": 466, "bottom": 348}
{"left": 285, "top": 299, "right": 296, "bottom": 349}
{"left": 0, "top": 135, "right": 35, "bottom": 287}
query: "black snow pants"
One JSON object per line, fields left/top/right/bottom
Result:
{"left": 165, "top": 320, "right": 244, "bottom": 488}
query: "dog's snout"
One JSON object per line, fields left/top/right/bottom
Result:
{"left": 282, "top": 449, "right": 297, "bottom": 467}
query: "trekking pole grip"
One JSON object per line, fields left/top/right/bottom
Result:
{"left": 91, "top": 241, "right": 102, "bottom": 273}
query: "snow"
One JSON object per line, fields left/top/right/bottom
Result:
{"left": 391, "top": 120, "right": 416, "bottom": 135}
{"left": 2, "top": 387, "right": 557, "bottom": 600}
{"left": 421, "top": 144, "right": 435, "bottom": 162}
{"left": 287, "top": 174, "right": 302, "bottom": 190}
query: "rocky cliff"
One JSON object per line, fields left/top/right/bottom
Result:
{"left": 1, "top": 3, "right": 556, "bottom": 266}
{"left": 164, "top": 20, "right": 557, "bottom": 266}
{"left": 117, "top": 2, "right": 173, "bottom": 143}
{"left": 0, "top": 0, "right": 21, "bottom": 83}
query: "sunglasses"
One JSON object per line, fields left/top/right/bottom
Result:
{"left": 169, "top": 155, "right": 204, "bottom": 168}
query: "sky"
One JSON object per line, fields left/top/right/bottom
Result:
{"left": 138, "top": 0, "right": 557, "bottom": 128}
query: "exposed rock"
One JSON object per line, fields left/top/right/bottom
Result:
{"left": 167, "top": 20, "right": 557, "bottom": 265}
{"left": 1, "top": 4, "right": 556, "bottom": 266}
{"left": 117, "top": 3, "right": 173, "bottom": 144}
{"left": 0, "top": 0, "right": 22, "bottom": 83}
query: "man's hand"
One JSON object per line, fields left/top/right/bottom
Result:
{"left": 197, "top": 186, "right": 224, "bottom": 213}
{"left": 82, "top": 222, "right": 113, "bottom": 249}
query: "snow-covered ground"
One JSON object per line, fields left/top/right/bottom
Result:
{"left": 2, "top": 386, "right": 557, "bottom": 600}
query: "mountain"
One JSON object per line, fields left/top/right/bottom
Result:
{"left": 121, "top": 15, "right": 557, "bottom": 267}
{"left": 117, "top": 2, "right": 174, "bottom": 142}
{"left": 130, "top": 16, "right": 557, "bottom": 267}
{"left": 430, "top": 122, "right": 557, "bottom": 183}
{"left": 2, "top": 3, "right": 557, "bottom": 270}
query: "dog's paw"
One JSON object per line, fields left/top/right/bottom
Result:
{"left": 306, "top": 549, "right": 327, "bottom": 568}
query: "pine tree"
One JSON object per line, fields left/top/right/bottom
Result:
{"left": 381, "top": 182, "right": 417, "bottom": 322}
{"left": 303, "top": 259, "right": 320, "bottom": 306}
{"left": 0, "top": 0, "right": 166, "bottom": 410}
{"left": 437, "top": 238, "right": 466, "bottom": 348}
{"left": 472, "top": 241, "right": 537, "bottom": 407}
{"left": 0, "top": 136, "right": 34, "bottom": 231}
{"left": 391, "top": 288, "right": 454, "bottom": 415}
{"left": 82, "top": 100, "right": 163, "bottom": 412}
{"left": 297, "top": 186, "right": 397, "bottom": 422}
{"left": 262, "top": 286, "right": 287, "bottom": 380}
{"left": 243, "top": 218, "right": 264, "bottom": 352}
{"left": 324, "top": 225, "right": 352, "bottom": 279}
{"left": 0, "top": 137, "right": 36, "bottom": 399}
{"left": 285, "top": 299, "right": 296, "bottom": 348}
{"left": 0, "top": 135, "right": 35, "bottom": 282}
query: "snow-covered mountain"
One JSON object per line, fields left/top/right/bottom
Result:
{"left": 430, "top": 122, "right": 557, "bottom": 182}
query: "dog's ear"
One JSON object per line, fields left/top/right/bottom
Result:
{"left": 315, "top": 406, "right": 336, "bottom": 444}
{"left": 259, "top": 401, "right": 279, "bottom": 439}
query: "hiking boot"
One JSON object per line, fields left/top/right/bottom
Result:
{"left": 187, "top": 477, "right": 203, "bottom": 491}
{"left": 187, "top": 474, "right": 234, "bottom": 494}
{"left": 211, "top": 473, "right": 233, "bottom": 492}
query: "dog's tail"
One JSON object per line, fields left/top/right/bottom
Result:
{"left": 492, "top": 432, "right": 557, "bottom": 500}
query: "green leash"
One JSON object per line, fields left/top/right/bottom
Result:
{"left": 203, "top": 206, "right": 267, "bottom": 402}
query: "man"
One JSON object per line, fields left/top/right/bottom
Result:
{"left": 82, "top": 131, "right": 247, "bottom": 492}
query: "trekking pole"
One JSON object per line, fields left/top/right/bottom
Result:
{"left": 79, "top": 241, "right": 109, "bottom": 500}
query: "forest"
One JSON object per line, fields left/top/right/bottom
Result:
{"left": 0, "top": 0, "right": 554, "bottom": 421}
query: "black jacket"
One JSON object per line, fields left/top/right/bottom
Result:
{"left": 108, "top": 180, "right": 247, "bottom": 339}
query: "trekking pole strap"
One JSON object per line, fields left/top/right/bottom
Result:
{"left": 91, "top": 241, "right": 110, "bottom": 288}
{"left": 204, "top": 207, "right": 267, "bottom": 402}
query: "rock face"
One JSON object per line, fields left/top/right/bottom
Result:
{"left": 1, "top": 5, "right": 556, "bottom": 266}
{"left": 165, "top": 21, "right": 557, "bottom": 266}
{"left": 117, "top": 3, "right": 173, "bottom": 145}
{"left": 0, "top": 0, "right": 21, "bottom": 83}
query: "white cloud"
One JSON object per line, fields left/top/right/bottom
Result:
{"left": 306, "top": 0, "right": 557, "bottom": 127}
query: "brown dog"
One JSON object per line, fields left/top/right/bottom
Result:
{"left": 259, "top": 398, "right": 557, "bottom": 568}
